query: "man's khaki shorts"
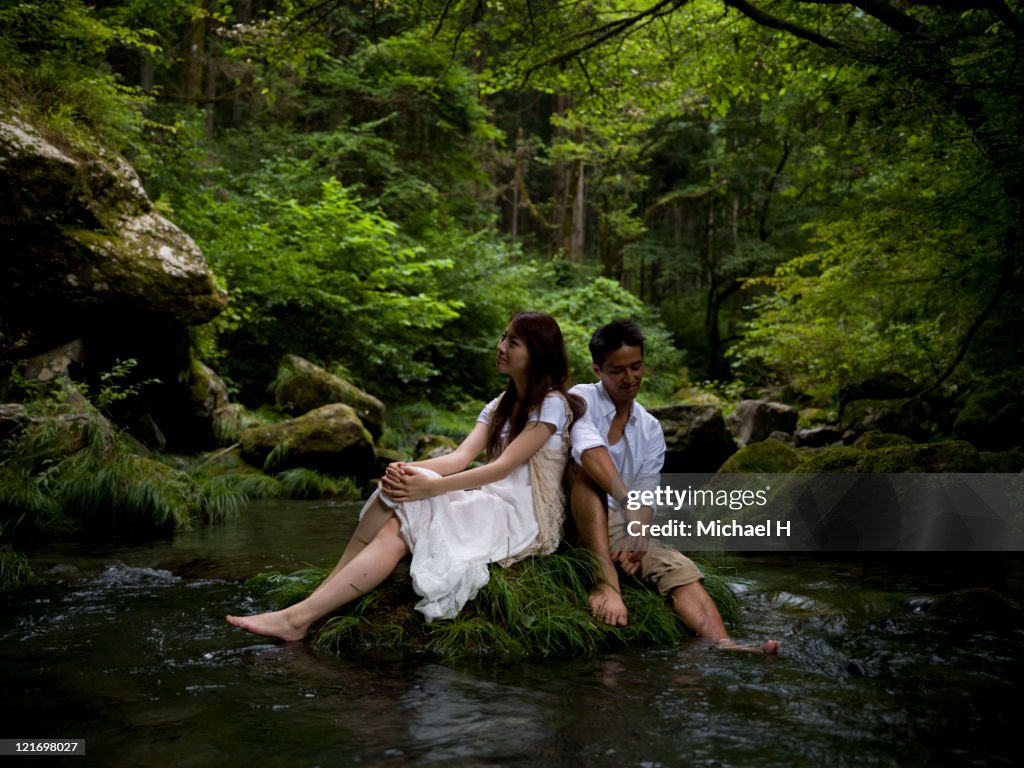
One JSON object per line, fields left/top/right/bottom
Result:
{"left": 608, "top": 508, "right": 703, "bottom": 594}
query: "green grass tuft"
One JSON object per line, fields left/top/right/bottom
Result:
{"left": 251, "top": 549, "right": 746, "bottom": 660}
{"left": 0, "top": 544, "right": 33, "bottom": 590}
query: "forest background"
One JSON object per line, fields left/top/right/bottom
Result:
{"left": 3, "top": 0, "right": 1022, "bottom": 411}
{"left": 2, "top": 0, "right": 1022, "bottom": 437}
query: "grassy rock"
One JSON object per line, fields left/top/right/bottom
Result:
{"left": 253, "top": 550, "right": 742, "bottom": 660}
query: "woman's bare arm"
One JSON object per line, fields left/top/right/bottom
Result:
{"left": 385, "top": 420, "right": 555, "bottom": 502}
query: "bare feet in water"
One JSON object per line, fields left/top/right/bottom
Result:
{"left": 714, "top": 637, "right": 780, "bottom": 655}
{"left": 225, "top": 610, "right": 307, "bottom": 642}
{"left": 589, "top": 583, "right": 629, "bottom": 627}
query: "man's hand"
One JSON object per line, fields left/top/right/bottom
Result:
{"left": 613, "top": 504, "right": 652, "bottom": 576}
{"left": 611, "top": 534, "right": 648, "bottom": 576}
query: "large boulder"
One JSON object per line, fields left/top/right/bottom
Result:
{"left": 0, "top": 114, "right": 226, "bottom": 347}
{"left": 239, "top": 403, "right": 376, "bottom": 482}
{"left": 729, "top": 399, "right": 799, "bottom": 445}
{"left": 650, "top": 404, "right": 738, "bottom": 473}
{"left": 273, "top": 354, "right": 385, "bottom": 440}
{"left": 1, "top": 112, "right": 229, "bottom": 451}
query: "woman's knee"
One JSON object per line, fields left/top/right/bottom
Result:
{"left": 375, "top": 516, "right": 408, "bottom": 556}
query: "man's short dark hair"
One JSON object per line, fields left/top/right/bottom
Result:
{"left": 589, "top": 319, "right": 645, "bottom": 366}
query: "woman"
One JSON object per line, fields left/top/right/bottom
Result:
{"left": 227, "top": 311, "right": 585, "bottom": 640}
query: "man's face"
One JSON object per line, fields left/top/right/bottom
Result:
{"left": 593, "top": 344, "right": 645, "bottom": 406}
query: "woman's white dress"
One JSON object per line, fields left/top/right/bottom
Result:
{"left": 360, "top": 393, "right": 570, "bottom": 622}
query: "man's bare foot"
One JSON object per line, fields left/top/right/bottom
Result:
{"left": 225, "top": 610, "right": 307, "bottom": 642}
{"left": 589, "top": 583, "right": 628, "bottom": 627}
{"left": 713, "top": 637, "right": 780, "bottom": 655}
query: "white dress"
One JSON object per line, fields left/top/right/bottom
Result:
{"left": 360, "top": 392, "right": 570, "bottom": 622}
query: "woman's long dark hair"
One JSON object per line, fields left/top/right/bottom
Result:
{"left": 486, "top": 311, "right": 586, "bottom": 461}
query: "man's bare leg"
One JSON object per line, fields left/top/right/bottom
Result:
{"left": 226, "top": 516, "right": 409, "bottom": 641}
{"left": 571, "top": 468, "right": 628, "bottom": 626}
{"left": 670, "top": 582, "right": 780, "bottom": 654}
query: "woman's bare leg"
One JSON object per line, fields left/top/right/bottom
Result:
{"left": 226, "top": 516, "right": 409, "bottom": 641}
{"left": 310, "top": 496, "right": 396, "bottom": 600}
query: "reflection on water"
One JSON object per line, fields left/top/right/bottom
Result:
{"left": 2, "top": 500, "right": 1022, "bottom": 767}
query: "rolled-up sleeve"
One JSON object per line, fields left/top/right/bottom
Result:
{"left": 570, "top": 411, "right": 606, "bottom": 464}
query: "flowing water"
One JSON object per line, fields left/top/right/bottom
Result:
{"left": 3, "top": 500, "right": 1022, "bottom": 767}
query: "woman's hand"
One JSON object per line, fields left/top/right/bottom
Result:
{"left": 380, "top": 463, "right": 436, "bottom": 503}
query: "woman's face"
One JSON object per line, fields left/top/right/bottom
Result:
{"left": 496, "top": 323, "right": 530, "bottom": 378}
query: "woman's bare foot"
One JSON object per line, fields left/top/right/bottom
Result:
{"left": 589, "top": 583, "right": 629, "bottom": 627}
{"left": 225, "top": 610, "right": 307, "bottom": 642}
{"left": 713, "top": 637, "right": 780, "bottom": 654}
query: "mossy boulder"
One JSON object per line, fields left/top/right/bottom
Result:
{"left": 799, "top": 440, "right": 983, "bottom": 473}
{"left": 716, "top": 438, "right": 805, "bottom": 473}
{"left": 851, "top": 431, "right": 914, "bottom": 451}
{"left": 0, "top": 114, "right": 226, "bottom": 343}
{"left": 414, "top": 433, "right": 459, "bottom": 461}
{"left": 274, "top": 354, "right": 385, "bottom": 440}
{"left": 672, "top": 387, "right": 722, "bottom": 406}
{"left": 651, "top": 404, "right": 738, "bottom": 473}
{"left": 239, "top": 403, "right": 376, "bottom": 482}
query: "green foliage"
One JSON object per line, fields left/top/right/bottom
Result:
{"left": 0, "top": 0, "right": 153, "bottom": 150}
{"left": 0, "top": 543, "right": 33, "bottom": 591}
{"left": 536, "top": 269, "right": 685, "bottom": 401}
{"left": 178, "top": 177, "right": 461, "bottom": 402}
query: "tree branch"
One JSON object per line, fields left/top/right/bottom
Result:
{"left": 793, "top": 0, "right": 921, "bottom": 37}
{"left": 525, "top": 0, "right": 694, "bottom": 75}
{"left": 722, "top": 0, "right": 842, "bottom": 50}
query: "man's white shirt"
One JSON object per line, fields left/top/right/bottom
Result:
{"left": 569, "top": 381, "right": 665, "bottom": 516}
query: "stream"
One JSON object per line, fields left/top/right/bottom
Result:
{"left": 3, "top": 499, "right": 1022, "bottom": 766}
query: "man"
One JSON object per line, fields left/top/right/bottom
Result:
{"left": 569, "top": 319, "right": 778, "bottom": 653}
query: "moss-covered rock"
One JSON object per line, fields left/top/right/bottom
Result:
{"left": 414, "top": 433, "right": 459, "bottom": 461}
{"left": 672, "top": 387, "right": 722, "bottom": 406}
{"left": 239, "top": 403, "right": 376, "bottom": 482}
{"left": 799, "top": 440, "right": 983, "bottom": 473}
{"left": 274, "top": 354, "right": 385, "bottom": 440}
{"left": 851, "top": 431, "right": 914, "bottom": 450}
{"left": 1, "top": 114, "right": 226, "bottom": 333}
{"left": 716, "top": 438, "right": 804, "bottom": 473}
